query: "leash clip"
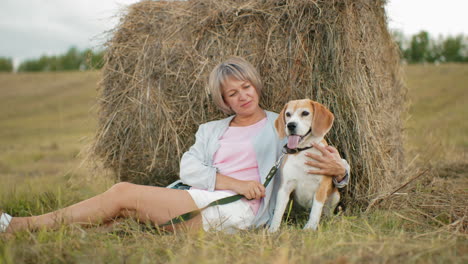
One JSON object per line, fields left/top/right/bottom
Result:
{"left": 275, "top": 153, "right": 286, "bottom": 167}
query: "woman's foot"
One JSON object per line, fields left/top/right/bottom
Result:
{"left": 0, "top": 210, "right": 13, "bottom": 232}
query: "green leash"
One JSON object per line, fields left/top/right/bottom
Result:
{"left": 160, "top": 154, "right": 285, "bottom": 227}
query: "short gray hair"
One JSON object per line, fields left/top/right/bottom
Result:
{"left": 208, "top": 57, "right": 263, "bottom": 114}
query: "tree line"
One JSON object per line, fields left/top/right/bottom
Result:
{"left": 0, "top": 47, "right": 104, "bottom": 72}
{"left": 393, "top": 31, "right": 468, "bottom": 63}
{"left": 0, "top": 31, "right": 467, "bottom": 72}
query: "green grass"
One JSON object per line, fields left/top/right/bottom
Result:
{"left": 1, "top": 66, "right": 467, "bottom": 263}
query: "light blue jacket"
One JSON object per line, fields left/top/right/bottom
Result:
{"left": 179, "top": 111, "right": 285, "bottom": 227}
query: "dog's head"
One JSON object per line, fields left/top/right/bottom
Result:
{"left": 275, "top": 99, "right": 334, "bottom": 149}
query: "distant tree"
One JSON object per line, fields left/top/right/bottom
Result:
{"left": 426, "top": 36, "right": 443, "bottom": 63}
{"left": 408, "top": 31, "right": 431, "bottom": 63}
{"left": 18, "top": 57, "right": 47, "bottom": 72}
{"left": 396, "top": 31, "right": 468, "bottom": 63}
{"left": 462, "top": 36, "right": 468, "bottom": 62}
{"left": 60, "top": 47, "right": 83, "bottom": 70}
{"left": 0, "top": 57, "right": 13, "bottom": 72}
{"left": 440, "top": 35, "right": 466, "bottom": 62}
{"left": 17, "top": 46, "right": 106, "bottom": 72}
{"left": 82, "top": 48, "right": 105, "bottom": 70}
{"left": 46, "top": 56, "right": 60, "bottom": 71}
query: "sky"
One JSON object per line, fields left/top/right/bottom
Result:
{"left": 1, "top": 0, "right": 467, "bottom": 66}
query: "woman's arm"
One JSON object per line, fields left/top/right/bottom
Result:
{"left": 304, "top": 143, "right": 350, "bottom": 188}
{"left": 179, "top": 124, "right": 218, "bottom": 191}
{"left": 215, "top": 173, "right": 265, "bottom": 200}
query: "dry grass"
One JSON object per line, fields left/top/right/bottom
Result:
{"left": 1, "top": 213, "right": 466, "bottom": 264}
{"left": 404, "top": 64, "right": 468, "bottom": 161}
{"left": 0, "top": 71, "right": 112, "bottom": 212}
{"left": 92, "top": 0, "right": 405, "bottom": 207}
{"left": 380, "top": 64, "right": 468, "bottom": 234}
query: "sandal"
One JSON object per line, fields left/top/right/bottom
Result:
{"left": 0, "top": 210, "right": 12, "bottom": 232}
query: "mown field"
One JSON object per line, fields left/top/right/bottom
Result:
{"left": 0, "top": 65, "right": 467, "bottom": 263}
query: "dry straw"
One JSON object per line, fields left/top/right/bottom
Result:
{"left": 92, "top": 0, "right": 406, "bottom": 207}
{"left": 384, "top": 164, "right": 467, "bottom": 233}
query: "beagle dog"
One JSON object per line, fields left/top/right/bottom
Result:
{"left": 269, "top": 99, "right": 340, "bottom": 232}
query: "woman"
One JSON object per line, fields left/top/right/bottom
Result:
{"left": 0, "top": 57, "right": 349, "bottom": 234}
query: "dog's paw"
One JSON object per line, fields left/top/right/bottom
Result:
{"left": 268, "top": 226, "right": 280, "bottom": 233}
{"left": 303, "top": 222, "right": 318, "bottom": 231}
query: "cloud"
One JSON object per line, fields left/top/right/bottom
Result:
{"left": 386, "top": 0, "right": 468, "bottom": 36}
{"left": 0, "top": 0, "right": 136, "bottom": 61}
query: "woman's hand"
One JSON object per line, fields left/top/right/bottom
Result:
{"left": 231, "top": 180, "right": 266, "bottom": 200}
{"left": 304, "top": 143, "right": 346, "bottom": 182}
{"left": 215, "top": 173, "right": 265, "bottom": 200}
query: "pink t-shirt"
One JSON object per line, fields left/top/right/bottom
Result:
{"left": 213, "top": 117, "right": 267, "bottom": 215}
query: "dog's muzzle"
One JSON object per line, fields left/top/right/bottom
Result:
{"left": 287, "top": 122, "right": 297, "bottom": 134}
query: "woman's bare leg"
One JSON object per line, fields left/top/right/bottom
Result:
{"left": 6, "top": 182, "right": 201, "bottom": 232}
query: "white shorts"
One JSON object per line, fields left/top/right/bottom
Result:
{"left": 186, "top": 189, "right": 255, "bottom": 233}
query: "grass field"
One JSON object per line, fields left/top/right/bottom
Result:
{"left": 0, "top": 65, "right": 467, "bottom": 263}
{"left": 404, "top": 64, "right": 468, "bottom": 161}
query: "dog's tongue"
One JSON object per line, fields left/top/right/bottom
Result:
{"left": 287, "top": 135, "right": 301, "bottom": 149}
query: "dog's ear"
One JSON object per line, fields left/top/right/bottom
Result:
{"left": 310, "top": 100, "right": 334, "bottom": 137}
{"left": 275, "top": 103, "right": 288, "bottom": 138}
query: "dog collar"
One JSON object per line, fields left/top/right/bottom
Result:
{"left": 283, "top": 144, "right": 314, "bottom": 154}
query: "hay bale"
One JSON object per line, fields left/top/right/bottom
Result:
{"left": 92, "top": 0, "right": 405, "bottom": 206}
